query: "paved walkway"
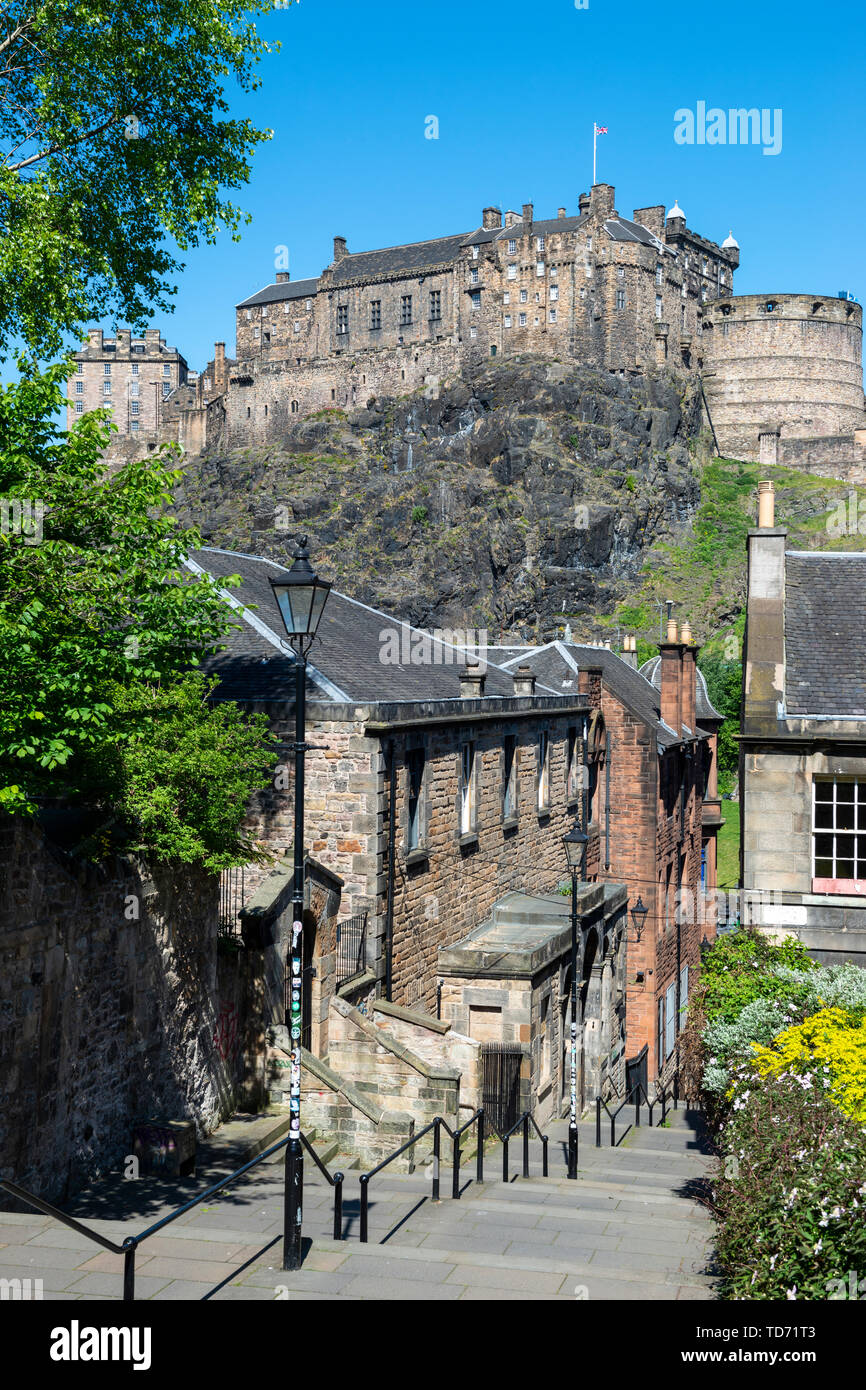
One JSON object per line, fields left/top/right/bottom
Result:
{"left": 0, "top": 1109, "right": 718, "bottom": 1301}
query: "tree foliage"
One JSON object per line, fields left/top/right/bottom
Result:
{"left": 0, "top": 0, "right": 280, "bottom": 356}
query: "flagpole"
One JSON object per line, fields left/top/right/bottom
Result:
{"left": 593, "top": 122, "right": 597, "bottom": 185}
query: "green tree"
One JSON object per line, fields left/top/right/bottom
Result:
{"left": 0, "top": 0, "right": 280, "bottom": 356}
{"left": 0, "top": 360, "right": 275, "bottom": 867}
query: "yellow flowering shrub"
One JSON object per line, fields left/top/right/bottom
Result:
{"left": 748, "top": 1007, "right": 866, "bottom": 1122}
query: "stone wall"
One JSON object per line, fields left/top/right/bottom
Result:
{"left": 0, "top": 817, "right": 234, "bottom": 1204}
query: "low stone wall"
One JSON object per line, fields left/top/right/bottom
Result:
{"left": 0, "top": 817, "right": 233, "bottom": 1204}
{"left": 371, "top": 999, "right": 482, "bottom": 1117}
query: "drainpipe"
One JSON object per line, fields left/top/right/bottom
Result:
{"left": 384, "top": 739, "right": 397, "bottom": 1001}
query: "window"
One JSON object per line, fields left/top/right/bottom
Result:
{"left": 75, "top": 401, "right": 83, "bottom": 414}
{"left": 337, "top": 305, "right": 349, "bottom": 335}
{"left": 508, "top": 239, "right": 517, "bottom": 254}
{"left": 536, "top": 261, "right": 545, "bottom": 277}
{"left": 566, "top": 727, "right": 581, "bottom": 803}
{"left": 617, "top": 266, "right": 625, "bottom": 279}
{"left": 655, "top": 263, "right": 663, "bottom": 286}
{"left": 103, "top": 380, "right": 111, "bottom": 394}
{"left": 131, "top": 363, "right": 139, "bottom": 376}
{"left": 702, "top": 258, "right": 709, "bottom": 275}
{"left": 407, "top": 749, "right": 425, "bottom": 852}
{"left": 460, "top": 743, "right": 477, "bottom": 836}
{"left": 503, "top": 735, "right": 517, "bottom": 821}
{"left": 550, "top": 265, "right": 557, "bottom": 279}
{"left": 75, "top": 380, "right": 83, "bottom": 394}
{"left": 130, "top": 421, "right": 139, "bottom": 432}
{"left": 550, "top": 285, "right": 559, "bottom": 301}
{"left": 518, "top": 312, "right": 527, "bottom": 326}
{"left": 657, "top": 998, "right": 665, "bottom": 1070}
{"left": 470, "top": 267, "right": 479, "bottom": 285}
{"left": 549, "top": 308, "right": 557, "bottom": 323}
{"left": 537, "top": 235, "right": 545, "bottom": 252}
{"left": 586, "top": 236, "right": 593, "bottom": 252}
{"left": 504, "top": 315, "right": 512, "bottom": 328}
{"left": 681, "top": 282, "right": 688, "bottom": 299}
{"left": 472, "top": 244, "right": 479, "bottom": 259}
{"left": 131, "top": 400, "right": 139, "bottom": 414}
{"left": 679, "top": 965, "right": 689, "bottom": 1031}
{"left": 813, "top": 780, "right": 866, "bottom": 882}
{"left": 370, "top": 300, "right": 381, "bottom": 329}
{"left": 76, "top": 362, "right": 83, "bottom": 374}
{"left": 163, "top": 364, "right": 170, "bottom": 376}
{"left": 244, "top": 309, "right": 251, "bottom": 320}
{"left": 254, "top": 326, "right": 260, "bottom": 339}
{"left": 665, "top": 981, "right": 676, "bottom": 1058}
{"left": 537, "top": 731, "right": 550, "bottom": 813}
{"left": 162, "top": 382, "right": 171, "bottom": 397}
{"left": 306, "top": 299, "right": 312, "bottom": 311}
{"left": 400, "top": 295, "right": 413, "bottom": 325}
{"left": 503, "top": 291, "right": 510, "bottom": 305}
{"left": 104, "top": 362, "right": 111, "bottom": 375}
{"left": 294, "top": 321, "right": 301, "bottom": 333}
{"left": 615, "top": 289, "right": 625, "bottom": 310}
{"left": 284, "top": 303, "right": 290, "bottom": 314}
{"left": 470, "top": 325, "right": 478, "bottom": 338}
{"left": 507, "top": 264, "right": 517, "bottom": 280}
{"left": 429, "top": 290, "right": 441, "bottom": 320}
{"left": 291, "top": 400, "right": 299, "bottom": 413}
{"left": 655, "top": 294, "right": 663, "bottom": 319}
{"left": 540, "top": 995, "right": 551, "bottom": 1083}
{"left": 700, "top": 286, "right": 707, "bottom": 303}
{"left": 519, "top": 289, "right": 528, "bottom": 303}
{"left": 470, "top": 291, "right": 481, "bottom": 310}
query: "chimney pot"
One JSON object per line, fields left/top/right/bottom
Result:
{"left": 757, "top": 479, "right": 775, "bottom": 528}
{"left": 680, "top": 621, "right": 692, "bottom": 645}
{"left": 512, "top": 663, "right": 536, "bottom": 697}
{"left": 666, "top": 618, "right": 678, "bottom": 643}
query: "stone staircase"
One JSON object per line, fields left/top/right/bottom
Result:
{"left": 253, "top": 1103, "right": 719, "bottom": 1300}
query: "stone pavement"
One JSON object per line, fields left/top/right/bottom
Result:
{"left": 0, "top": 1108, "right": 718, "bottom": 1301}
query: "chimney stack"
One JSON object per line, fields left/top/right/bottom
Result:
{"left": 757, "top": 479, "right": 775, "bottom": 528}
{"left": 743, "top": 482, "right": 788, "bottom": 734}
{"left": 459, "top": 659, "right": 486, "bottom": 700}
{"left": 590, "top": 183, "right": 615, "bottom": 218}
{"left": 679, "top": 625, "right": 698, "bottom": 733}
{"left": 557, "top": 207, "right": 567, "bottom": 219}
{"left": 512, "top": 664, "right": 536, "bottom": 697}
{"left": 504, "top": 209, "right": 520, "bottom": 228}
{"left": 276, "top": 271, "right": 290, "bottom": 283}
{"left": 333, "top": 235, "right": 348, "bottom": 262}
{"left": 482, "top": 206, "right": 502, "bottom": 230}
{"left": 659, "top": 632, "right": 683, "bottom": 734}
{"left": 522, "top": 202, "right": 534, "bottom": 230}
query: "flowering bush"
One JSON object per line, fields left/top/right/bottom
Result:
{"left": 747, "top": 1008, "right": 866, "bottom": 1124}
{"left": 714, "top": 1070, "right": 866, "bottom": 1299}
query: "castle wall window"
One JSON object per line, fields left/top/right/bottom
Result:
{"left": 681, "top": 282, "right": 687, "bottom": 299}
{"left": 370, "top": 300, "right": 381, "bottom": 330}
{"left": 519, "top": 312, "right": 527, "bottom": 326}
{"left": 245, "top": 309, "right": 251, "bottom": 319}
{"left": 504, "top": 315, "right": 512, "bottom": 328}
{"left": 470, "top": 291, "right": 481, "bottom": 310}
{"left": 813, "top": 779, "right": 866, "bottom": 886}
{"left": 701, "top": 286, "right": 707, "bottom": 303}
{"left": 537, "top": 731, "right": 550, "bottom": 814}
{"left": 103, "top": 380, "right": 111, "bottom": 394}
{"left": 429, "top": 290, "right": 441, "bottom": 320}
{"left": 615, "top": 290, "right": 625, "bottom": 310}
{"left": 75, "top": 401, "right": 83, "bottom": 414}
{"left": 655, "top": 294, "right": 663, "bottom": 319}
{"left": 519, "top": 289, "right": 528, "bottom": 303}
{"left": 75, "top": 362, "right": 83, "bottom": 374}
{"left": 617, "top": 266, "right": 624, "bottom": 279}
{"left": 550, "top": 266, "right": 557, "bottom": 278}
{"left": 131, "top": 421, "right": 139, "bottom": 432}
{"left": 131, "top": 363, "right": 138, "bottom": 376}
{"left": 283, "top": 303, "right": 290, "bottom": 314}
{"left": 163, "top": 364, "right": 170, "bottom": 376}
{"left": 472, "top": 244, "right": 479, "bottom": 259}
{"left": 503, "top": 291, "right": 510, "bottom": 305}
{"left": 536, "top": 261, "right": 545, "bottom": 277}
{"left": 130, "top": 382, "right": 139, "bottom": 397}
{"left": 586, "top": 236, "right": 593, "bottom": 251}
{"left": 131, "top": 401, "right": 139, "bottom": 415}
{"left": 469, "top": 326, "right": 477, "bottom": 338}
{"left": 537, "top": 236, "right": 545, "bottom": 252}
{"left": 470, "top": 267, "right": 479, "bottom": 284}
{"left": 508, "top": 239, "right": 517, "bottom": 254}
{"left": 75, "top": 380, "right": 83, "bottom": 394}
{"left": 306, "top": 299, "right": 312, "bottom": 310}
{"left": 459, "top": 742, "right": 477, "bottom": 836}
{"left": 254, "top": 326, "right": 260, "bottom": 338}
{"left": 337, "top": 305, "right": 349, "bottom": 334}
{"left": 162, "top": 382, "right": 171, "bottom": 397}
{"left": 702, "top": 258, "right": 709, "bottom": 275}
{"left": 655, "top": 263, "right": 663, "bottom": 286}
{"left": 503, "top": 735, "right": 518, "bottom": 823}
{"left": 400, "top": 295, "right": 412, "bottom": 325}
{"left": 549, "top": 308, "right": 557, "bottom": 323}
{"left": 507, "top": 264, "right": 517, "bottom": 280}
{"left": 550, "top": 285, "right": 559, "bottom": 301}
{"left": 407, "top": 748, "right": 425, "bottom": 852}
{"left": 104, "top": 362, "right": 111, "bottom": 374}
{"left": 294, "top": 321, "right": 300, "bottom": 333}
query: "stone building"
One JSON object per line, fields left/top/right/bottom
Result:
{"left": 186, "top": 546, "right": 631, "bottom": 1123}
{"left": 702, "top": 293, "right": 866, "bottom": 463}
{"left": 484, "top": 635, "right": 722, "bottom": 1087}
{"left": 222, "top": 184, "right": 740, "bottom": 448}
{"left": 739, "top": 481, "right": 866, "bottom": 965}
{"left": 65, "top": 328, "right": 188, "bottom": 437}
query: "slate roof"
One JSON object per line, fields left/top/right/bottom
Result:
{"left": 784, "top": 552, "right": 866, "bottom": 718}
{"left": 183, "top": 549, "right": 567, "bottom": 705}
{"left": 329, "top": 232, "right": 472, "bottom": 285}
{"left": 488, "top": 641, "right": 699, "bottom": 748}
{"left": 603, "top": 216, "right": 673, "bottom": 253}
{"left": 237, "top": 277, "right": 320, "bottom": 308}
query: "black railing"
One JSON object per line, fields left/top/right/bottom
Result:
{"left": 358, "top": 1110, "right": 485, "bottom": 1243}
{"left": 218, "top": 865, "right": 246, "bottom": 937}
{"left": 0, "top": 1128, "right": 344, "bottom": 1300}
{"left": 335, "top": 912, "right": 368, "bottom": 987}
{"left": 595, "top": 1075, "right": 679, "bottom": 1148}
{"left": 501, "top": 1112, "right": 549, "bottom": 1182}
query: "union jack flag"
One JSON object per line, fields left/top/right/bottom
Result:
{"left": 595, "top": 125, "right": 608, "bottom": 134}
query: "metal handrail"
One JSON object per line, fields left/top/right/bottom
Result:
{"left": 357, "top": 1110, "right": 487, "bottom": 1242}
{"left": 501, "top": 1112, "right": 549, "bottom": 1182}
{"left": 0, "top": 1126, "right": 345, "bottom": 1300}
{"left": 595, "top": 1075, "right": 678, "bottom": 1147}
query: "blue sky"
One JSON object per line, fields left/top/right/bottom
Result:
{"left": 134, "top": 0, "right": 866, "bottom": 370}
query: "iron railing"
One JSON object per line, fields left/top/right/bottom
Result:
{"left": 595, "top": 1075, "right": 679, "bottom": 1148}
{"left": 335, "top": 911, "right": 367, "bottom": 987}
{"left": 0, "top": 1128, "right": 344, "bottom": 1300}
{"left": 501, "top": 1112, "right": 549, "bottom": 1182}
{"left": 357, "top": 1110, "right": 485, "bottom": 1243}
{"left": 218, "top": 865, "right": 246, "bottom": 938}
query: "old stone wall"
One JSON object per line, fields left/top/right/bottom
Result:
{"left": 0, "top": 817, "right": 233, "bottom": 1204}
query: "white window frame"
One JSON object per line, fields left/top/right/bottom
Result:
{"left": 537, "top": 731, "right": 550, "bottom": 813}
{"left": 536, "top": 261, "right": 545, "bottom": 277}
{"left": 813, "top": 778, "right": 866, "bottom": 882}
{"left": 507, "top": 263, "right": 517, "bottom": 280}
{"left": 508, "top": 238, "right": 517, "bottom": 254}
{"left": 665, "top": 981, "right": 676, "bottom": 1058}
{"left": 518, "top": 312, "right": 527, "bottom": 326}
{"left": 504, "top": 315, "right": 512, "bottom": 328}
{"left": 460, "top": 743, "right": 477, "bottom": 835}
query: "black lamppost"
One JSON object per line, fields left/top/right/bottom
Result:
{"left": 630, "top": 897, "right": 649, "bottom": 943}
{"left": 269, "top": 536, "right": 331, "bottom": 1272}
{"left": 562, "top": 818, "right": 588, "bottom": 1180}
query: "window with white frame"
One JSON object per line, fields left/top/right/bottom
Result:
{"left": 655, "top": 294, "right": 663, "bottom": 319}
{"left": 550, "top": 265, "right": 557, "bottom": 279}
{"left": 681, "top": 282, "right": 688, "bottom": 299}
{"left": 470, "top": 267, "right": 479, "bottom": 284}
{"left": 519, "top": 289, "right": 528, "bottom": 303}
{"left": 460, "top": 743, "right": 477, "bottom": 835}
{"left": 615, "top": 289, "right": 625, "bottom": 310}
{"left": 586, "top": 236, "right": 593, "bottom": 251}
{"left": 813, "top": 780, "right": 866, "bottom": 882}
{"left": 130, "top": 420, "right": 139, "bottom": 431}
{"left": 103, "top": 380, "right": 111, "bottom": 394}
{"left": 537, "top": 731, "right": 550, "bottom": 812}
{"left": 549, "top": 308, "right": 557, "bottom": 323}
{"left": 337, "top": 305, "right": 349, "bottom": 334}
{"left": 470, "top": 325, "right": 478, "bottom": 337}
{"left": 75, "top": 401, "right": 83, "bottom": 413}
{"left": 617, "top": 266, "right": 625, "bottom": 279}
{"left": 504, "top": 314, "right": 512, "bottom": 328}
{"left": 130, "top": 400, "right": 139, "bottom": 415}
{"left": 470, "top": 291, "right": 481, "bottom": 310}
{"left": 550, "top": 285, "right": 559, "bottom": 301}
{"left": 503, "top": 291, "right": 510, "bottom": 305}
{"left": 566, "top": 727, "right": 581, "bottom": 803}
{"left": 518, "top": 312, "right": 527, "bottom": 326}
{"left": 472, "top": 244, "right": 479, "bottom": 259}
{"left": 655, "top": 262, "right": 663, "bottom": 286}
{"left": 664, "top": 980, "right": 676, "bottom": 1058}
{"left": 537, "top": 235, "right": 545, "bottom": 252}
{"left": 75, "top": 380, "right": 83, "bottom": 394}
{"left": 507, "top": 263, "right": 517, "bottom": 280}
{"left": 679, "top": 965, "right": 689, "bottom": 1031}
{"left": 104, "top": 362, "right": 111, "bottom": 375}
{"left": 536, "top": 261, "right": 545, "bottom": 277}
{"left": 508, "top": 238, "right": 517, "bottom": 254}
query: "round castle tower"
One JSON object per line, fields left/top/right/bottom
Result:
{"left": 701, "top": 293, "right": 865, "bottom": 461}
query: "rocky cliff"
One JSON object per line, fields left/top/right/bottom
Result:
{"left": 172, "top": 356, "right": 708, "bottom": 641}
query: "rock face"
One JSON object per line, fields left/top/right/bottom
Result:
{"left": 172, "top": 355, "right": 707, "bottom": 641}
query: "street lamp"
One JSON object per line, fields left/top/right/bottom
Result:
{"left": 269, "top": 536, "right": 331, "bottom": 1272}
{"left": 630, "top": 897, "right": 649, "bottom": 943}
{"left": 562, "top": 817, "right": 588, "bottom": 1180}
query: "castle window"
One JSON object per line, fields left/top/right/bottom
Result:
{"left": 131, "top": 401, "right": 139, "bottom": 414}
{"left": 263, "top": 331, "right": 270, "bottom": 344}
{"left": 294, "top": 321, "right": 300, "bottom": 333}
{"left": 472, "top": 244, "right": 479, "bottom": 258}
{"left": 104, "top": 362, "right": 111, "bottom": 374}
{"left": 254, "top": 326, "right": 260, "bottom": 338}
{"left": 701, "top": 286, "right": 707, "bottom": 303}
{"left": 470, "top": 267, "right": 479, "bottom": 284}
{"left": 131, "top": 382, "right": 139, "bottom": 398}
{"left": 162, "top": 382, "right": 170, "bottom": 397}
{"left": 537, "top": 731, "right": 550, "bottom": 813}
{"left": 503, "top": 291, "right": 510, "bottom": 305}
{"left": 331, "top": 389, "right": 336, "bottom": 400}
{"left": 550, "top": 265, "right": 557, "bottom": 278}
{"left": 615, "top": 290, "right": 625, "bottom": 310}
{"left": 550, "top": 285, "right": 559, "bottom": 301}
{"left": 504, "top": 314, "right": 512, "bottom": 328}
{"left": 131, "top": 363, "right": 138, "bottom": 376}
{"left": 536, "top": 261, "right": 545, "bottom": 277}
{"left": 245, "top": 309, "right": 251, "bottom": 319}
{"left": 370, "top": 300, "right": 381, "bottom": 329}
{"left": 518, "top": 312, "right": 527, "bottom": 326}
{"left": 519, "top": 289, "right": 528, "bottom": 303}
{"left": 103, "top": 380, "right": 111, "bottom": 394}
{"left": 247, "top": 406, "right": 251, "bottom": 417}
{"left": 75, "top": 361, "right": 83, "bottom": 373}
{"left": 655, "top": 262, "right": 663, "bottom": 286}
{"left": 407, "top": 748, "right": 425, "bottom": 852}
{"left": 337, "top": 305, "right": 349, "bottom": 334}
{"left": 681, "top": 282, "right": 687, "bottom": 299}
{"left": 264, "top": 404, "right": 268, "bottom": 416}
{"left": 75, "top": 401, "right": 83, "bottom": 413}
{"left": 75, "top": 380, "right": 83, "bottom": 394}
{"left": 507, "top": 264, "right": 517, "bottom": 280}
{"left": 459, "top": 742, "right": 477, "bottom": 836}
{"left": 429, "top": 290, "right": 441, "bottom": 320}
{"left": 549, "top": 308, "right": 557, "bottom": 323}
{"left": 537, "top": 235, "right": 545, "bottom": 252}
{"left": 617, "top": 266, "right": 624, "bottom": 279}
{"left": 469, "top": 327, "right": 477, "bottom": 338}
{"left": 508, "top": 238, "right": 517, "bottom": 254}
{"left": 470, "top": 291, "right": 481, "bottom": 310}
{"left": 702, "top": 258, "right": 709, "bottom": 274}
{"left": 586, "top": 236, "right": 593, "bottom": 251}
{"left": 813, "top": 779, "right": 866, "bottom": 883}
{"left": 131, "top": 421, "right": 139, "bottom": 432}
{"left": 655, "top": 294, "right": 663, "bottom": 319}
{"left": 400, "top": 295, "right": 412, "bottom": 325}
{"left": 284, "top": 303, "right": 290, "bottom": 314}
{"left": 306, "top": 299, "right": 312, "bottom": 310}
{"left": 534, "top": 292, "right": 540, "bottom": 302}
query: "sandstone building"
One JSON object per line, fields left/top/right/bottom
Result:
{"left": 740, "top": 481, "right": 866, "bottom": 965}
{"left": 65, "top": 328, "right": 188, "bottom": 436}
